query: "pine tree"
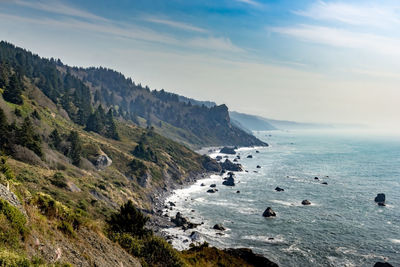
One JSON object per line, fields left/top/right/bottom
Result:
{"left": 17, "top": 117, "right": 42, "bottom": 156}
{"left": 0, "top": 108, "right": 8, "bottom": 149}
{"left": 49, "top": 129, "right": 62, "bottom": 150}
{"left": 68, "top": 131, "right": 81, "bottom": 166}
{"left": 105, "top": 109, "right": 120, "bottom": 140}
{"left": 3, "top": 74, "right": 23, "bottom": 105}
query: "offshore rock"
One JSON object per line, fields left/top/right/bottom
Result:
{"left": 220, "top": 159, "right": 243, "bottom": 172}
{"left": 220, "top": 147, "right": 236, "bottom": 154}
{"left": 262, "top": 207, "right": 276, "bottom": 217}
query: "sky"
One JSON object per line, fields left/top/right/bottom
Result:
{"left": 0, "top": 0, "right": 400, "bottom": 129}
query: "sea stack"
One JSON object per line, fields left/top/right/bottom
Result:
{"left": 374, "top": 193, "right": 385, "bottom": 206}
{"left": 262, "top": 207, "right": 276, "bottom": 217}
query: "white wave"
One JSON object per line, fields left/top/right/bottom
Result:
{"left": 242, "top": 235, "right": 285, "bottom": 243}
{"left": 270, "top": 199, "right": 300, "bottom": 206}
{"left": 389, "top": 239, "right": 400, "bottom": 244}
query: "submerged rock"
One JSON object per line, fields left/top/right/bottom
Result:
{"left": 201, "top": 183, "right": 205, "bottom": 186}
{"left": 247, "top": 155, "right": 253, "bottom": 158}
{"left": 374, "top": 262, "right": 394, "bottom": 267}
{"left": 213, "top": 224, "right": 226, "bottom": 231}
{"left": 207, "top": 189, "right": 218, "bottom": 193}
{"left": 220, "top": 147, "right": 236, "bottom": 154}
{"left": 210, "top": 184, "right": 216, "bottom": 188}
{"left": 216, "top": 156, "right": 222, "bottom": 161}
{"left": 222, "top": 176, "right": 235, "bottom": 186}
{"left": 189, "top": 231, "right": 201, "bottom": 241}
{"left": 314, "top": 177, "right": 319, "bottom": 180}
{"left": 275, "top": 187, "right": 284, "bottom": 192}
{"left": 321, "top": 182, "right": 328, "bottom": 185}
{"left": 262, "top": 207, "right": 276, "bottom": 217}
{"left": 301, "top": 200, "right": 311, "bottom": 205}
{"left": 236, "top": 190, "right": 240, "bottom": 193}
{"left": 256, "top": 165, "right": 261, "bottom": 168}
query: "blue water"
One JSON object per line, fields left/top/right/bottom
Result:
{"left": 164, "top": 130, "right": 400, "bottom": 267}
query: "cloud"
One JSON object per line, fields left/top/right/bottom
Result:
{"left": 236, "top": 0, "right": 261, "bottom": 7}
{"left": 187, "top": 36, "right": 244, "bottom": 52}
{"left": 270, "top": 24, "right": 400, "bottom": 56}
{"left": 144, "top": 17, "right": 208, "bottom": 33}
{"left": 294, "top": 1, "right": 400, "bottom": 28}
{"left": 13, "top": 0, "right": 108, "bottom": 22}
{"left": 0, "top": 12, "right": 243, "bottom": 53}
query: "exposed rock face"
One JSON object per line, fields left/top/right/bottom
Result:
{"left": 275, "top": 187, "right": 284, "bottom": 192}
{"left": 0, "top": 184, "right": 26, "bottom": 216}
{"left": 262, "top": 207, "right": 276, "bottom": 217}
{"left": 216, "top": 156, "right": 222, "bottom": 161}
{"left": 213, "top": 224, "right": 225, "bottom": 231}
{"left": 95, "top": 154, "right": 112, "bottom": 169}
{"left": 201, "top": 155, "right": 222, "bottom": 172}
{"left": 171, "top": 212, "right": 199, "bottom": 230}
{"left": 137, "top": 171, "right": 152, "bottom": 188}
{"left": 220, "top": 159, "right": 243, "bottom": 171}
{"left": 374, "top": 193, "right": 386, "bottom": 204}
{"left": 67, "top": 181, "right": 81, "bottom": 192}
{"left": 302, "top": 200, "right": 311, "bottom": 205}
{"left": 224, "top": 248, "right": 278, "bottom": 267}
{"left": 220, "top": 147, "right": 236, "bottom": 154}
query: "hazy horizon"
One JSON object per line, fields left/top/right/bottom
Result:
{"left": 1, "top": 0, "right": 400, "bottom": 130}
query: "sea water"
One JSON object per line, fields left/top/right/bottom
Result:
{"left": 163, "top": 130, "right": 400, "bottom": 266}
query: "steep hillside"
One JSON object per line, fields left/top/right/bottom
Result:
{"left": 0, "top": 41, "right": 276, "bottom": 266}
{"left": 64, "top": 66, "right": 266, "bottom": 148}
{"left": 230, "top": 111, "right": 277, "bottom": 131}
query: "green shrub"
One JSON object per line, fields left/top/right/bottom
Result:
{"left": 50, "top": 172, "right": 68, "bottom": 188}
{"left": 114, "top": 233, "right": 143, "bottom": 257}
{"left": 32, "top": 193, "right": 85, "bottom": 230}
{"left": 0, "top": 157, "right": 15, "bottom": 180}
{"left": 140, "top": 236, "right": 185, "bottom": 267}
{"left": 107, "top": 200, "right": 149, "bottom": 237}
{"left": 0, "top": 250, "right": 30, "bottom": 267}
{"left": 0, "top": 199, "right": 27, "bottom": 248}
{"left": 57, "top": 221, "right": 76, "bottom": 237}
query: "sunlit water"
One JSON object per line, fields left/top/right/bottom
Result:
{"left": 163, "top": 130, "right": 400, "bottom": 266}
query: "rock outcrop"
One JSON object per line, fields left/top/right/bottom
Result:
{"left": 301, "top": 200, "right": 311, "bottom": 205}
{"left": 275, "top": 187, "right": 284, "bottom": 192}
{"left": 262, "top": 207, "right": 276, "bottom": 217}
{"left": 220, "top": 147, "right": 236, "bottom": 154}
{"left": 95, "top": 153, "right": 112, "bottom": 169}
{"left": 220, "top": 159, "right": 243, "bottom": 172}
{"left": 374, "top": 193, "right": 385, "bottom": 205}
{"left": 213, "top": 224, "right": 225, "bottom": 231}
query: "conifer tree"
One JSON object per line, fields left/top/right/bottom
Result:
{"left": 68, "top": 131, "right": 81, "bottom": 166}
{"left": 105, "top": 109, "right": 120, "bottom": 140}
{"left": 17, "top": 117, "right": 42, "bottom": 156}
{"left": 3, "top": 74, "right": 23, "bottom": 105}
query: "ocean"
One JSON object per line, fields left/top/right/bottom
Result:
{"left": 163, "top": 130, "right": 400, "bottom": 266}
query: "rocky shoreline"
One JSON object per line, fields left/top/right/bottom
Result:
{"left": 145, "top": 146, "right": 279, "bottom": 266}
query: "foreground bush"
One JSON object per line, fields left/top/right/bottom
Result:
{"left": 108, "top": 201, "right": 186, "bottom": 267}
{"left": 0, "top": 199, "right": 27, "bottom": 248}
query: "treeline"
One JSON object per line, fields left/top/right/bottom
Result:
{"left": 0, "top": 41, "right": 119, "bottom": 140}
